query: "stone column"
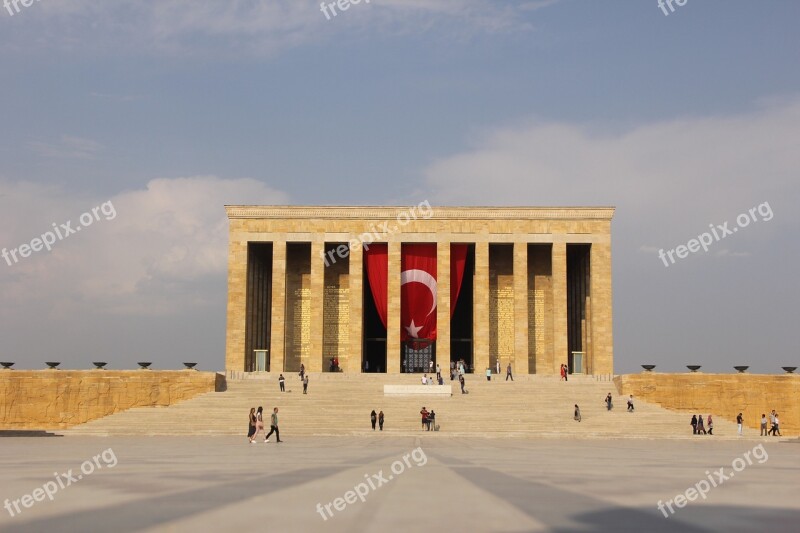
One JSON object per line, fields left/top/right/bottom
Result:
{"left": 308, "top": 240, "right": 324, "bottom": 372}
{"left": 473, "top": 241, "right": 490, "bottom": 374}
{"left": 590, "top": 239, "right": 614, "bottom": 375}
{"left": 348, "top": 243, "right": 364, "bottom": 374}
{"left": 225, "top": 237, "right": 248, "bottom": 371}
{"left": 436, "top": 242, "right": 451, "bottom": 372}
{"left": 552, "top": 241, "right": 568, "bottom": 375}
{"left": 387, "top": 241, "right": 402, "bottom": 373}
{"left": 513, "top": 242, "right": 530, "bottom": 375}
{"left": 269, "top": 241, "right": 286, "bottom": 373}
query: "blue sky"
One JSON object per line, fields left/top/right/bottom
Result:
{"left": 1, "top": 0, "right": 799, "bottom": 373}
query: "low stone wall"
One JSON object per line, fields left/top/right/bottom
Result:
{"left": 0, "top": 370, "right": 223, "bottom": 430}
{"left": 615, "top": 373, "right": 799, "bottom": 436}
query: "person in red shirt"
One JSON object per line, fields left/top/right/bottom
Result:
{"left": 420, "top": 407, "right": 429, "bottom": 430}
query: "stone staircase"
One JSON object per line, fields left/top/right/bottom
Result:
{"left": 63, "top": 373, "right": 751, "bottom": 439}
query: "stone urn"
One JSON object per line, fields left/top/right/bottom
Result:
{"left": 733, "top": 366, "right": 749, "bottom": 373}
{"left": 93, "top": 362, "right": 107, "bottom": 369}
{"left": 183, "top": 362, "right": 198, "bottom": 370}
{"left": 0, "top": 362, "right": 14, "bottom": 370}
{"left": 137, "top": 362, "right": 153, "bottom": 370}
{"left": 686, "top": 365, "right": 702, "bottom": 373}
{"left": 782, "top": 366, "right": 797, "bottom": 374}
{"left": 45, "top": 362, "right": 61, "bottom": 370}
{"left": 641, "top": 365, "right": 656, "bottom": 372}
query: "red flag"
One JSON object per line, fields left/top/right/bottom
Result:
{"left": 401, "top": 244, "right": 437, "bottom": 341}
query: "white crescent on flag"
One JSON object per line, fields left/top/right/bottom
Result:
{"left": 400, "top": 269, "right": 437, "bottom": 317}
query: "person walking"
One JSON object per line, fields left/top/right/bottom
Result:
{"left": 278, "top": 373, "right": 285, "bottom": 392}
{"left": 574, "top": 404, "right": 581, "bottom": 422}
{"left": 378, "top": 410, "right": 384, "bottom": 431}
{"left": 436, "top": 363, "right": 441, "bottom": 381}
{"left": 506, "top": 363, "right": 513, "bottom": 381}
{"left": 761, "top": 413, "right": 768, "bottom": 436}
{"left": 265, "top": 407, "right": 283, "bottom": 443}
{"left": 252, "top": 406, "right": 265, "bottom": 443}
{"left": 691, "top": 414, "right": 698, "bottom": 435}
{"left": 247, "top": 407, "right": 257, "bottom": 443}
{"left": 420, "top": 407, "right": 429, "bottom": 430}
{"left": 707, "top": 414, "right": 714, "bottom": 435}
{"left": 605, "top": 393, "right": 613, "bottom": 411}
{"left": 485, "top": 367, "right": 492, "bottom": 381}
{"left": 459, "top": 374, "right": 466, "bottom": 394}
{"left": 370, "top": 410, "right": 377, "bottom": 430}
{"left": 736, "top": 412, "right": 743, "bottom": 436}
{"left": 303, "top": 374, "right": 309, "bottom": 394}
{"left": 773, "top": 413, "right": 781, "bottom": 436}
{"left": 299, "top": 363, "right": 305, "bottom": 380}
{"left": 627, "top": 395, "right": 634, "bottom": 412}
{"left": 697, "top": 415, "right": 706, "bottom": 435}
{"left": 768, "top": 410, "right": 777, "bottom": 435}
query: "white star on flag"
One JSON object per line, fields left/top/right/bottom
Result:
{"left": 405, "top": 320, "right": 422, "bottom": 338}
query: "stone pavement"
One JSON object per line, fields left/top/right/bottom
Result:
{"left": 0, "top": 435, "right": 798, "bottom": 532}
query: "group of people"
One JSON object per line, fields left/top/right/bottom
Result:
{"left": 760, "top": 411, "right": 782, "bottom": 436}
{"left": 277, "top": 371, "right": 308, "bottom": 394}
{"left": 485, "top": 363, "right": 514, "bottom": 381}
{"left": 369, "top": 410, "right": 385, "bottom": 431}
{"left": 419, "top": 406, "right": 436, "bottom": 431}
{"left": 690, "top": 414, "right": 715, "bottom": 435}
{"left": 247, "top": 406, "right": 282, "bottom": 443}
{"left": 328, "top": 357, "right": 340, "bottom": 372}
{"left": 560, "top": 364, "right": 569, "bottom": 381}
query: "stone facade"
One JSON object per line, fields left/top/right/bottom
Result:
{"left": 616, "top": 373, "right": 799, "bottom": 436}
{"left": 225, "top": 206, "right": 615, "bottom": 374}
{"left": 0, "top": 371, "right": 220, "bottom": 429}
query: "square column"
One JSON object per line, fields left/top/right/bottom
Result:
{"left": 225, "top": 238, "right": 248, "bottom": 371}
{"left": 590, "top": 241, "right": 614, "bottom": 375}
{"left": 513, "top": 242, "right": 529, "bottom": 375}
{"left": 387, "top": 241, "right": 401, "bottom": 373}
{"left": 436, "top": 242, "right": 451, "bottom": 370}
{"left": 348, "top": 243, "right": 364, "bottom": 373}
{"left": 552, "top": 241, "right": 568, "bottom": 375}
{"left": 473, "top": 241, "right": 490, "bottom": 374}
{"left": 308, "top": 240, "right": 324, "bottom": 372}
{"left": 269, "top": 241, "right": 286, "bottom": 373}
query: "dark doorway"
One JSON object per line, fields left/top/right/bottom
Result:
{"left": 244, "top": 242, "right": 272, "bottom": 372}
{"left": 450, "top": 244, "right": 474, "bottom": 372}
{"left": 362, "top": 257, "right": 386, "bottom": 373}
{"left": 567, "top": 244, "right": 591, "bottom": 374}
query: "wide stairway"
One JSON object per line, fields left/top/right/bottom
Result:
{"left": 64, "top": 373, "right": 746, "bottom": 438}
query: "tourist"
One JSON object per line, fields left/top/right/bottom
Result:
{"left": 486, "top": 367, "right": 492, "bottom": 381}
{"left": 264, "top": 407, "right": 282, "bottom": 443}
{"left": 496, "top": 360, "right": 500, "bottom": 375}
{"left": 772, "top": 413, "right": 781, "bottom": 436}
{"left": 378, "top": 410, "right": 384, "bottom": 431}
{"left": 707, "top": 415, "right": 714, "bottom": 435}
{"left": 437, "top": 374, "right": 444, "bottom": 385}
{"left": 278, "top": 373, "right": 285, "bottom": 392}
{"left": 736, "top": 412, "right": 743, "bottom": 436}
{"left": 690, "top": 414, "right": 698, "bottom": 435}
{"left": 459, "top": 374, "right": 466, "bottom": 394}
{"left": 769, "top": 410, "right": 777, "bottom": 435}
{"left": 370, "top": 410, "right": 377, "bottom": 430}
{"left": 450, "top": 361, "right": 455, "bottom": 379}
{"left": 421, "top": 374, "right": 428, "bottom": 385}
{"left": 436, "top": 363, "right": 441, "bottom": 381}
{"left": 506, "top": 363, "right": 513, "bottom": 381}
{"left": 303, "top": 374, "right": 309, "bottom": 394}
{"left": 627, "top": 395, "right": 634, "bottom": 412}
{"left": 605, "top": 393, "right": 613, "bottom": 411}
{"left": 248, "top": 407, "right": 257, "bottom": 443}
{"left": 333, "top": 356, "right": 339, "bottom": 372}
{"left": 252, "top": 406, "right": 265, "bottom": 442}
{"left": 299, "top": 363, "right": 305, "bottom": 380}
{"left": 420, "top": 407, "right": 429, "bottom": 430}
{"left": 429, "top": 360, "right": 434, "bottom": 374}
{"left": 574, "top": 404, "right": 581, "bottom": 422}
{"left": 429, "top": 410, "right": 436, "bottom": 431}
{"left": 697, "top": 415, "right": 706, "bottom": 435}
{"left": 761, "top": 413, "right": 768, "bottom": 436}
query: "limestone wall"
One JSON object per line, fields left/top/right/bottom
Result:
{"left": 0, "top": 371, "right": 222, "bottom": 430}
{"left": 616, "top": 373, "right": 799, "bottom": 436}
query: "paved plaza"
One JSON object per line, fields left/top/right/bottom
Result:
{"left": 0, "top": 435, "right": 798, "bottom": 532}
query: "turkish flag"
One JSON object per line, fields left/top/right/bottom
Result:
{"left": 400, "top": 244, "right": 437, "bottom": 341}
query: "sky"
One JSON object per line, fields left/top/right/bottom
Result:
{"left": 1, "top": 0, "right": 798, "bottom": 374}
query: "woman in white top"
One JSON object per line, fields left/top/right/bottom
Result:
{"left": 252, "top": 406, "right": 266, "bottom": 443}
